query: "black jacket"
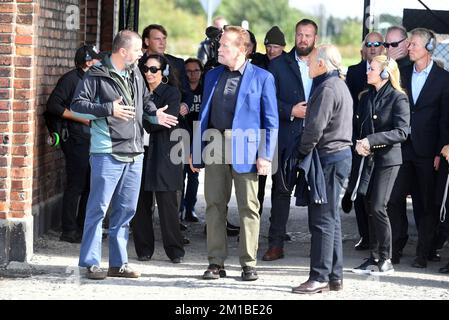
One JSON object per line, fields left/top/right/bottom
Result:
{"left": 351, "top": 82, "right": 410, "bottom": 195}
{"left": 71, "top": 55, "right": 157, "bottom": 154}
{"left": 401, "top": 63, "right": 449, "bottom": 158}
{"left": 46, "top": 68, "right": 90, "bottom": 140}
{"left": 144, "top": 83, "right": 183, "bottom": 192}
{"left": 346, "top": 60, "right": 368, "bottom": 111}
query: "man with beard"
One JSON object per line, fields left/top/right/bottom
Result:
{"left": 71, "top": 30, "right": 178, "bottom": 279}
{"left": 262, "top": 19, "right": 317, "bottom": 261}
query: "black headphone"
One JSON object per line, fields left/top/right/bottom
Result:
{"left": 84, "top": 45, "right": 93, "bottom": 61}
{"left": 380, "top": 57, "right": 391, "bottom": 80}
{"left": 425, "top": 30, "right": 436, "bottom": 52}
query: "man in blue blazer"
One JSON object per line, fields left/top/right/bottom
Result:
{"left": 190, "top": 26, "right": 279, "bottom": 281}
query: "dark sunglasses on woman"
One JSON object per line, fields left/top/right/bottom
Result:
{"left": 383, "top": 38, "right": 407, "bottom": 48}
{"left": 142, "top": 65, "right": 161, "bottom": 74}
{"left": 365, "top": 41, "right": 382, "bottom": 48}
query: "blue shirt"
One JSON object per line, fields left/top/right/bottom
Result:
{"left": 411, "top": 60, "right": 433, "bottom": 104}
{"left": 295, "top": 51, "right": 313, "bottom": 102}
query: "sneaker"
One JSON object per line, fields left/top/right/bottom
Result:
{"left": 107, "top": 263, "right": 140, "bottom": 278}
{"left": 86, "top": 265, "right": 107, "bottom": 280}
{"left": 185, "top": 210, "right": 199, "bottom": 222}
{"left": 351, "top": 258, "right": 378, "bottom": 274}
{"left": 203, "top": 264, "right": 226, "bottom": 280}
{"left": 241, "top": 266, "right": 258, "bottom": 281}
{"left": 371, "top": 259, "right": 394, "bottom": 275}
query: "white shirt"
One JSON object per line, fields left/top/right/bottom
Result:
{"left": 411, "top": 60, "right": 433, "bottom": 104}
{"left": 295, "top": 51, "right": 313, "bottom": 102}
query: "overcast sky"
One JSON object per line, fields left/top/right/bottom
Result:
{"left": 289, "top": 0, "right": 449, "bottom": 19}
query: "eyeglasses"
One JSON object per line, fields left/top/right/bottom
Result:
{"left": 365, "top": 41, "right": 382, "bottom": 48}
{"left": 383, "top": 38, "right": 407, "bottom": 48}
{"left": 142, "top": 65, "right": 161, "bottom": 74}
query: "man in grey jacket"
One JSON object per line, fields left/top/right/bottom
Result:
{"left": 71, "top": 30, "right": 178, "bottom": 280}
{"left": 291, "top": 45, "right": 353, "bottom": 294}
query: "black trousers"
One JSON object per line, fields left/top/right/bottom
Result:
{"left": 365, "top": 165, "right": 399, "bottom": 261}
{"left": 60, "top": 135, "right": 90, "bottom": 233}
{"left": 354, "top": 196, "right": 369, "bottom": 242}
{"left": 258, "top": 175, "right": 267, "bottom": 216}
{"left": 388, "top": 146, "right": 437, "bottom": 259}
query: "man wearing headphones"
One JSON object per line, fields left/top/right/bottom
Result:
{"left": 46, "top": 44, "right": 102, "bottom": 243}
{"left": 387, "top": 28, "right": 449, "bottom": 268}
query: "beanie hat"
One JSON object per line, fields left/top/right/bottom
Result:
{"left": 264, "top": 26, "right": 286, "bottom": 46}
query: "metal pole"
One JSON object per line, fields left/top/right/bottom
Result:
{"left": 133, "top": 0, "right": 139, "bottom": 32}
{"left": 207, "top": 0, "right": 212, "bottom": 27}
{"left": 363, "top": 0, "right": 371, "bottom": 41}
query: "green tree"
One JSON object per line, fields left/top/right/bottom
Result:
{"left": 173, "top": 0, "right": 203, "bottom": 15}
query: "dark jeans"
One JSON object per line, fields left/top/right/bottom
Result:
{"left": 354, "top": 195, "right": 369, "bottom": 242}
{"left": 60, "top": 135, "right": 90, "bottom": 233}
{"left": 388, "top": 148, "right": 437, "bottom": 259}
{"left": 364, "top": 165, "right": 399, "bottom": 261}
{"left": 180, "top": 164, "right": 199, "bottom": 214}
{"left": 268, "top": 169, "right": 293, "bottom": 248}
{"left": 308, "top": 157, "right": 351, "bottom": 282}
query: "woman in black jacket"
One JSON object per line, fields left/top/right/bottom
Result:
{"left": 351, "top": 55, "right": 410, "bottom": 275}
{"left": 132, "top": 53, "right": 185, "bottom": 263}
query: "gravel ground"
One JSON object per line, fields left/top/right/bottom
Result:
{"left": 1, "top": 176, "right": 448, "bottom": 302}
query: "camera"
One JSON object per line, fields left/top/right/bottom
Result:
{"left": 203, "top": 26, "right": 223, "bottom": 71}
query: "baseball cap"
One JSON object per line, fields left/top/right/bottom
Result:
{"left": 74, "top": 45, "right": 103, "bottom": 67}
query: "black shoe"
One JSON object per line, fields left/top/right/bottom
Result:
{"left": 241, "top": 266, "right": 258, "bottom": 281}
{"left": 185, "top": 211, "right": 199, "bottom": 222}
{"left": 226, "top": 227, "right": 239, "bottom": 237}
{"left": 171, "top": 257, "right": 183, "bottom": 264}
{"left": 351, "top": 257, "right": 378, "bottom": 274}
{"left": 411, "top": 257, "right": 427, "bottom": 268}
{"left": 284, "top": 233, "right": 292, "bottom": 242}
{"left": 428, "top": 252, "right": 441, "bottom": 262}
{"left": 137, "top": 255, "right": 152, "bottom": 261}
{"left": 60, "top": 231, "right": 82, "bottom": 243}
{"left": 371, "top": 259, "right": 394, "bottom": 275}
{"left": 182, "top": 237, "right": 190, "bottom": 245}
{"left": 354, "top": 237, "right": 369, "bottom": 251}
{"left": 438, "top": 262, "right": 449, "bottom": 274}
{"left": 391, "top": 253, "right": 400, "bottom": 265}
{"left": 226, "top": 221, "right": 240, "bottom": 230}
{"left": 203, "top": 264, "right": 226, "bottom": 279}
{"left": 180, "top": 223, "right": 188, "bottom": 231}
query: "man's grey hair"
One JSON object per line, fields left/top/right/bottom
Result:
{"left": 316, "top": 44, "right": 342, "bottom": 72}
{"left": 364, "top": 31, "right": 384, "bottom": 42}
{"left": 386, "top": 25, "right": 408, "bottom": 39}
{"left": 112, "top": 30, "right": 141, "bottom": 53}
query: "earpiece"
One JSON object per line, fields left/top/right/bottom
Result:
{"left": 162, "top": 63, "right": 170, "bottom": 77}
{"left": 380, "top": 57, "right": 390, "bottom": 80}
{"left": 84, "top": 45, "right": 92, "bottom": 61}
{"left": 425, "top": 31, "right": 436, "bottom": 52}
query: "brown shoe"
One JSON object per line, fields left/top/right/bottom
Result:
{"left": 262, "top": 247, "right": 284, "bottom": 261}
{"left": 107, "top": 264, "right": 140, "bottom": 278}
{"left": 329, "top": 279, "right": 343, "bottom": 291}
{"left": 202, "top": 264, "right": 226, "bottom": 280}
{"left": 292, "top": 280, "right": 329, "bottom": 294}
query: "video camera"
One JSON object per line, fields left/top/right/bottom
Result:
{"left": 204, "top": 26, "right": 223, "bottom": 71}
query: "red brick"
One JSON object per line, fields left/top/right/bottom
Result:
{"left": 14, "top": 68, "right": 31, "bottom": 78}
{"left": 11, "top": 156, "right": 31, "bottom": 167}
{"left": 11, "top": 178, "right": 32, "bottom": 189}
{"left": 0, "top": 34, "right": 12, "bottom": 43}
{"left": 17, "top": 4, "right": 33, "bottom": 14}
{"left": 0, "top": 67, "right": 10, "bottom": 77}
{"left": 0, "top": 89, "right": 11, "bottom": 99}
{"left": 16, "top": 46, "right": 33, "bottom": 56}
{"left": 0, "top": 190, "right": 6, "bottom": 201}
{"left": 0, "top": 124, "right": 10, "bottom": 133}
{"left": 0, "top": 56, "right": 11, "bottom": 65}
{"left": 0, "top": 145, "right": 9, "bottom": 156}
{"left": 14, "top": 56, "right": 31, "bottom": 67}
{"left": 0, "top": 24, "right": 12, "bottom": 33}
{"left": 14, "top": 79, "right": 31, "bottom": 89}
{"left": 16, "top": 15, "right": 32, "bottom": 25}
{"left": 14, "top": 90, "right": 31, "bottom": 100}
{"left": 13, "top": 123, "right": 32, "bottom": 133}
{"left": 0, "top": 45, "right": 12, "bottom": 54}
{"left": 13, "top": 101, "right": 31, "bottom": 112}
{"left": 0, "top": 15, "right": 13, "bottom": 24}
{"left": 10, "top": 201, "right": 31, "bottom": 211}
{"left": 0, "top": 168, "right": 7, "bottom": 177}
{"left": 0, "top": 78, "right": 10, "bottom": 87}
{"left": 12, "top": 145, "right": 32, "bottom": 157}
{"left": 11, "top": 167, "right": 32, "bottom": 178}
{"left": 13, "top": 112, "right": 32, "bottom": 122}
{"left": 0, "top": 4, "right": 15, "bottom": 14}
{"left": 0, "top": 101, "right": 10, "bottom": 110}
{"left": 15, "top": 35, "right": 32, "bottom": 45}
{"left": 0, "top": 201, "right": 8, "bottom": 212}
{"left": 10, "top": 191, "right": 28, "bottom": 201}
{"left": 15, "top": 25, "right": 33, "bottom": 35}
{"left": 0, "top": 212, "right": 7, "bottom": 219}
{"left": 0, "top": 112, "right": 10, "bottom": 122}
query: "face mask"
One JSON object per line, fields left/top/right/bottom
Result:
{"left": 94, "top": 60, "right": 102, "bottom": 67}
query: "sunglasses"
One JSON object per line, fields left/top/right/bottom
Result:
{"left": 142, "top": 65, "right": 161, "bottom": 74}
{"left": 365, "top": 41, "right": 382, "bottom": 48}
{"left": 383, "top": 38, "right": 407, "bottom": 48}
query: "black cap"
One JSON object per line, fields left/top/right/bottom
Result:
{"left": 264, "top": 26, "right": 286, "bottom": 46}
{"left": 74, "top": 45, "right": 103, "bottom": 67}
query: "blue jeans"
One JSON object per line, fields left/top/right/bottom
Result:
{"left": 180, "top": 164, "right": 199, "bottom": 213}
{"left": 308, "top": 157, "right": 351, "bottom": 282}
{"left": 79, "top": 154, "right": 143, "bottom": 268}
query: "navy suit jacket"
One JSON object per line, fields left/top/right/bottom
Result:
{"left": 268, "top": 49, "right": 306, "bottom": 153}
{"left": 192, "top": 63, "right": 279, "bottom": 173}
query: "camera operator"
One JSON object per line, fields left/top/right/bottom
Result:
{"left": 197, "top": 16, "right": 228, "bottom": 66}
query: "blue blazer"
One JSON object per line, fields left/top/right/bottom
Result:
{"left": 192, "top": 63, "right": 279, "bottom": 173}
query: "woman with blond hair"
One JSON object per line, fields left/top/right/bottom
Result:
{"left": 351, "top": 55, "right": 410, "bottom": 275}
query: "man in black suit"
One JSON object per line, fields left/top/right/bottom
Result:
{"left": 344, "top": 32, "right": 384, "bottom": 251}
{"left": 387, "top": 28, "right": 449, "bottom": 268}
{"left": 262, "top": 19, "right": 317, "bottom": 262}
